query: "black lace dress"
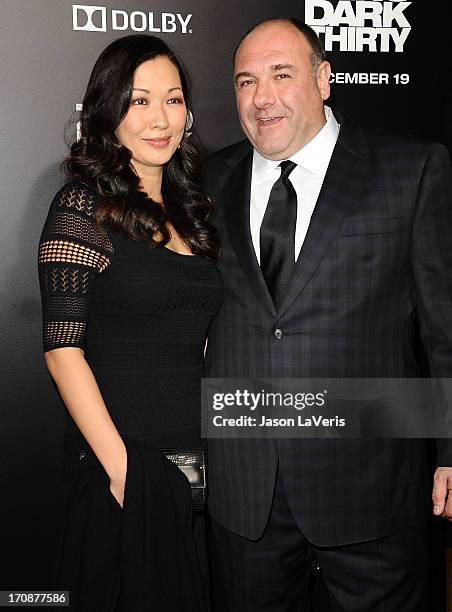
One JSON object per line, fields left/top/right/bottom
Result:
{"left": 38, "top": 181, "right": 223, "bottom": 455}
{"left": 39, "top": 181, "right": 223, "bottom": 605}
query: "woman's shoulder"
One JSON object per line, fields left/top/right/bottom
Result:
{"left": 41, "top": 179, "right": 114, "bottom": 256}
{"left": 51, "top": 179, "right": 102, "bottom": 219}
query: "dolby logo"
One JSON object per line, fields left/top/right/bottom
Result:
{"left": 72, "top": 5, "right": 193, "bottom": 34}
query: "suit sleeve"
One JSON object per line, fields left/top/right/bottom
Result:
{"left": 411, "top": 143, "right": 452, "bottom": 466}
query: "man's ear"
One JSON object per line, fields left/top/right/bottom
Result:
{"left": 317, "top": 61, "right": 331, "bottom": 101}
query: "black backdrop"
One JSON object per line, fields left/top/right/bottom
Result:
{"left": 1, "top": 0, "right": 451, "bottom": 604}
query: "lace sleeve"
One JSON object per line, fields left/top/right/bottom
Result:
{"left": 38, "top": 182, "right": 113, "bottom": 352}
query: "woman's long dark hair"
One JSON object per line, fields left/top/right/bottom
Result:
{"left": 64, "top": 35, "right": 218, "bottom": 259}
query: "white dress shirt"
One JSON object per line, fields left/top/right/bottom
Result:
{"left": 250, "top": 105, "right": 340, "bottom": 263}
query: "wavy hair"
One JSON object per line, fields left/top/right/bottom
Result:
{"left": 63, "top": 34, "right": 218, "bottom": 259}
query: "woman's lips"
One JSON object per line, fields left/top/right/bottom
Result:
{"left": 144, "top": 137, "right": 171, "bottom": 147}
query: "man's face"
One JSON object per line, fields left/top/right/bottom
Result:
{"left": 234, "top": 22, "right": 331, "bottom": 160}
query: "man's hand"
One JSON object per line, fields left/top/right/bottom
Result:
{"left": 432, "top": 467, "right": 452, "bottom": 520}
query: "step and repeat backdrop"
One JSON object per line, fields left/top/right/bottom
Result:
{"left": 1, "top": 0, "right": 451, "bottom": 602}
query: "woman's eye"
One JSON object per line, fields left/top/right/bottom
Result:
{"left": 168, "top": 97, "right": 184, "bottom": 105}
{"left": 131, "top": 98, "right": 147, "bottom": 105}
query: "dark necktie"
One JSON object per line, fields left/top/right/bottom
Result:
{"left": 259, "top": 160, "right": 297, "bottom": 307}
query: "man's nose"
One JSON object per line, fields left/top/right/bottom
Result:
{"left": 252, "top": 80, "right": 276, "bottom": 108}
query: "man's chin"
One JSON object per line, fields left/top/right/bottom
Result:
{"left": 249, "top": 135, "right": 292, "bottom": 160}
{"left": 255, "top": 144, "right": 290, "bottom": 161}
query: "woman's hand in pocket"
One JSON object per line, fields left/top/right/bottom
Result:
{"left": 108, "top": 444, "right": 128, "bottom": 508}
{"left": 109, "top": 477, "right": 125, "bottom": 508}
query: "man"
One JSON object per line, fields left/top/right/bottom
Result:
{"left": 203, "top": 17, "right": 452, "bottom": 612}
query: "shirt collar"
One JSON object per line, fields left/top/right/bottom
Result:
{"left": 252, "top": 106, "right": 340, "bottom": 182}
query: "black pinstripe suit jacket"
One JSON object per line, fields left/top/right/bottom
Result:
{"left": 204, "top": 113, "right": 452, "bottom": 545}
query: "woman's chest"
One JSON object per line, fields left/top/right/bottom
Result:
{"left": 92, "top": 238, "right": 223, "bottom": 314}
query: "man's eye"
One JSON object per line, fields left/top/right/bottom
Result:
{"left": 275, "top": 74, "right": 290, "bottom": 80}
{"left": 238, "top": 80, "right": 254, "bottom": 88}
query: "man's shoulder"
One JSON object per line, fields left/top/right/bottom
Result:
{"left": 335, "top": 110, "right": 446, "bottom": 161}
{"left": 363, "top": 129, "right": 451, "bottom": 181}
{"left": 358, "top": 124, "right": 446, "bottom": 159}
{"left": 202, "top": 140, "right": 252, "bottom": 198}
{"left": 204, "top": 139, "right": 252, "bottom": 171}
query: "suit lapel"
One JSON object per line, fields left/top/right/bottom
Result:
{"left": 222, "top": 146, "right": 276, "bottom": 316}
{"left": 277, "top": 118, "right": 373, "bottom": 319}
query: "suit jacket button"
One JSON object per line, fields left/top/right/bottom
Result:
{"left": 274, "top": 328, "right": 283, "bottom": 340}
{"left": 311, "top": 560, "right": 321, "bottom": 573}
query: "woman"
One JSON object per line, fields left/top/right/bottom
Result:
{"left": 38, "top": 34, "right": 222, "bottom": 610}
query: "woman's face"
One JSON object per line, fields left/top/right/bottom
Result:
{"left": 115, "top": 56, "right": 187, "bottom": 178}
